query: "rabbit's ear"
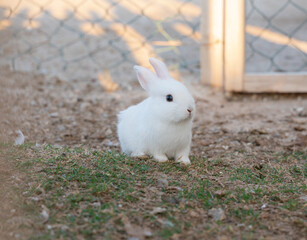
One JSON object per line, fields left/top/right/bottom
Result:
{"left": 149, "top": 58, "right": 170, "bottom": 79}
{"left": 134, "top": 65, "right": 156, "bottom": 91}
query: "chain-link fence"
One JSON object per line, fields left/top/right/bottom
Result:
{"left": 2, "top": 0, "right": 306, "bottom": 87}
{"left": 0, "top": 0, "right": 201, "bottom": 87}
{"left": 245, "top": 0, "right": 307, "bottom": 73}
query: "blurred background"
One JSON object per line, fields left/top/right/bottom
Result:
{"left": 245, "top": 0, "right": 307, "bottom": 73}
{"left": 0, "top": 0, "right": 201, "bottom": 89}
{"left": 0, "top": 0, "right": 306, "bottom": 89}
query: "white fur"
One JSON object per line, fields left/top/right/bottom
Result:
{"left": 117, "top": 58, "right": 195, "bottom": 165}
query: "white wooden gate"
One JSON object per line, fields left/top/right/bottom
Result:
{"left": 201, "top": 0, "right": 307, "bottom": 92}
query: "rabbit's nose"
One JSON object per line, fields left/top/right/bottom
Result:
{"left": 187, "top": 108, "right": 192, "bottom": 113}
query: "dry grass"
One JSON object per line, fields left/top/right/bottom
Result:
{"left": 1, "top": 142, "right": 306, "bottom": 240}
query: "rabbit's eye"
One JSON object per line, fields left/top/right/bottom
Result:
{"left": 166, "top": 94, "right": 173, "bottom": 102}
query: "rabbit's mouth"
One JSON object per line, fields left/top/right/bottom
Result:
{"left": 186, "top": 106, "right": 194, "bottom": 119}
{"left": 181, "top": 113, "right": 194, "bottom": 122}
{"left": 187, "top": 114, "right": 194, "bottom": 121}
{"left": 187, "top": 109, "right": 195, "bottom": 119}
{"left": 171, "top": 115, "right": 192, "bottom": 124}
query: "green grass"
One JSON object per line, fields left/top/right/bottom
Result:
{"left": 282, "top": 199, "right": 302, "bottom": 211}
{"left": 230, "top": 207, "right": 260, "bottom": 222}
{"left": 2, "top": 143, "right": 306, "bottom": 239}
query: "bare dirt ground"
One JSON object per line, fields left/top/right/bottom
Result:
{"left": 0, "top": 67, "right": 306, "bottom": 239}
{"left": 0, "top": 152, "right": 24, "bottom": 240}
{"left": 1, "top": 66, "right": 306, "bottom": 153}
{"left": 0, "top": 148, "right": 36, "bottom": 240}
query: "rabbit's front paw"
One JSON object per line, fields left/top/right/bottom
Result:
{"left": 153, "top": 154, "right": 168, "bottom": 163}
{"left": 175, "top": 156, "right": 191, "bottom": 165}
{"left": 131, "top": 152, "right": 148, "bottom": 159}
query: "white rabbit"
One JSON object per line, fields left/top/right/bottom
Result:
{"left": 117, "top": 58, "right": 195, "bottom": 165}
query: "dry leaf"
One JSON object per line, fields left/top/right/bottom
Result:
{"left": 214, "top": 190, "right": 226, "bottom": 198}
{"left": 157, "top": 178, "right": 168, "bottom": 188}
{"left": 121, "top": 215, "right": 152, "bottom": 240}
{"left": 150, "top": 207, "right": 166, "bottom": 215}
{"left": 41, "top": 205, "right": 50, "bottom": 223}
{"left": 14, "top": 130, "right": 25, "bottom": 145}
{"left": 208, "top": 208, "right": 226, "bottom": 221}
